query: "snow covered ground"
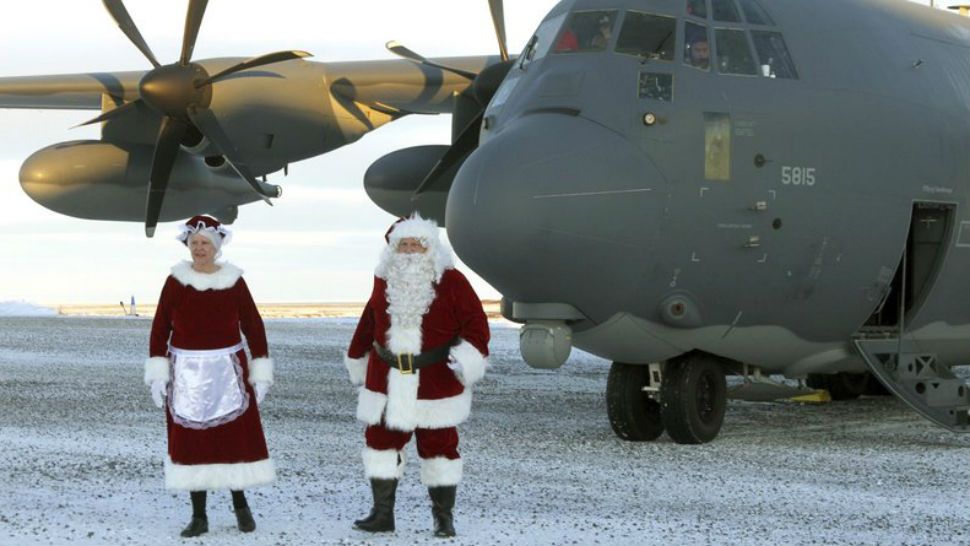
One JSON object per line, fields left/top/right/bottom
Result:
{"left": 0, "top": 317, "right": 967, "bottom": 546}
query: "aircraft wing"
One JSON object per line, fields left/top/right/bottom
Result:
{"left": 328, "top": 55, "right": 501, "bottom": 116}
{"left": 0, "top": 71, "right": 144, "bottom": 110}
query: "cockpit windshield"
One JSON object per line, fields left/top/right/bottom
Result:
{"left": 615, "top": 11, "right": 677, "bottom": 61}
{"left": 552, "top": 10, "right": 619, "bottom": 54}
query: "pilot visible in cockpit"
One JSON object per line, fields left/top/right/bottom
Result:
{"left": 687, "top": 37, "right": 710, "bottom": 70}
{"left": 589, "top": 15, "right": 613, "bottom": 49}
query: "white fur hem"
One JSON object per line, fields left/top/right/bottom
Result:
{"left": 345, "top": 353, "right": 368, "bottom": 386}
{"left": 450, "top": 340, "right": 488, "bottom": 387}
{"left": 170, "top": 261, "right": 243, "bottom": 291}
{"left": 249, "top": 357, "right": 274, "bottom": 386}
{"left": 362, "top": 448, "right": 405, "bottom": 480}
{"left": 420, "top": 456, "right": 463, "bottom": 486}
{"left": 144, "top": 356, "right": 170, "bottom": 385}
{"left": 164, "top": 456, "right": 275, "bottom": 490}
{"left": 356, "top": 387, "right": 472, "bottom": 431}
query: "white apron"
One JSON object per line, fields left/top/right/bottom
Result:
{"left": 168, "top": 341, "right": 249, "bottom": 430}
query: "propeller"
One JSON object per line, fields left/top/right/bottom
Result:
{"left": 88, "top": 0, "right": 311, "bottom": 237}
{"left": 384, "top": 0, "right": 513, "bottom": 197}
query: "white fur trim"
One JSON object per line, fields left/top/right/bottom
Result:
{"left": 450, "top": 340, "right": 488, "bottom": 387}
{"left": 249, "top": 357, "right": 274, "bottom": 386}
{"left": 164, "top": 456, "right": 275, "bottom": 490}
{"left": 144, "top": 356, "right": 170, "bottom": 386}
{"left": 386, "top": 324, "right": 423, "bottom": 355}
{"left": 385, "top": 368, "right": 421, "bottom": 431}
{"left": 357, "top": 388, "right": 387, "bottom": 425}
{"left": 345, "top": 353, "right": 368, "bottom": 386}
{"left": 420, "top": 456, "right": 463, "bottom": 487}
{"left": 356, "top": 387, "right": 472, "bottom": 430}
{"left": 387, "top": 214, "right": 440, "bottom": 244}
{"left": 170, "top": 261, "right": 243, "bottom": 291}
{"left": 414, "top": 389, "right": 472, "bottom": 429}
{"left": 362, "top": 448, "right": 405, "bottom": 480}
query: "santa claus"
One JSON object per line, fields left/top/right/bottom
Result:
{"left": 144, "top": 215, "right": 275, "bottom": 537}
{"left": 345, "top": 214, "right": 490, "bottom": 537}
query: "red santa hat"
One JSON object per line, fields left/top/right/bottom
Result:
{"left": 176, "top": 215, "right": 232, "bottom": 251}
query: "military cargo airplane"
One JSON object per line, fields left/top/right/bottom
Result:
{"left": 1, "top": 0, "right": 968, "bottom": 444}
{"left": 368, "top": 0, "right": 970, "bottom": 443}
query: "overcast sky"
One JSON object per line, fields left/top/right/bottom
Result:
{"left": 0, "top": 0, "right": 940, "bottom": 304}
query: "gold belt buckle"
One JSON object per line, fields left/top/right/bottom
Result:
{"left": 397, "top": 353, "right": 414, "bottom": 375}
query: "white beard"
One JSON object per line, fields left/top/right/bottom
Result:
{"left": 385, "top": 253, "right": 437, "bottom": 354}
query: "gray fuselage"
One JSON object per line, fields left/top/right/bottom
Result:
{"left": 446, "top": 0, "right": 970, "bottom": 376}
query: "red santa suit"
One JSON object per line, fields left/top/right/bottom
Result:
{"left": 144, "top": 261, "right": 275, "bottom": 491}
{"left": 345, "top": 218, "right": 489, "bottom": 487}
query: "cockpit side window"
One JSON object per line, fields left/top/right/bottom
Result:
{"left": 687, "top": 0, "right": 708, "bottom": 19}
{"left": 683, "top": 22, "right": 711, "bottom": 70}
{"left": 751, "top": 31, "right": 798, "bottom": 78}
{"left": 738, "top": 0, "right": 774, "bottom": 25}
{"left": 519, "top": 13, "right": 568, "bottom": 70}
{"left": 711, "top": 0, "right": 741, "bottom": 22}
{"left": 714, "top": 28, "right": 758, "bottom": 75}
{"left": 615, "top": 11, "right": 677, "bottom": 61}
{"left": 552, "top": 11, "right": 619, "bottom": 54}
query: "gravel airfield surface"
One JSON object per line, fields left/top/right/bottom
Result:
{"left": 0, "top": 316, "right": 967, "bottom": 546}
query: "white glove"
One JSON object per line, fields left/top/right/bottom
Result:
{"left": 447, "top": 359, "right": 464, "bottom": 375}
{"left": 150, "top": 380, "right": 167, "bottom": 409}
{"left": 255, "top": 382, "right": 269, "bottom": 404}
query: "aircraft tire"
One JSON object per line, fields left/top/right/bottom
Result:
{"left": 606, "top": 362, "right": 664, "bottom": 441}
{"left": 806, "top": 372, "right": 869, "bottom": 400}
{"left": 660, "top": 354, "right": 726, "bottom": 444}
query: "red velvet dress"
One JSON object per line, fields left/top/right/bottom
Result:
{"left": 147, "top": 262, "right": 275, "bottom": 491}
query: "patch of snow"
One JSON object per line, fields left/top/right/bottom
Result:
{"left": 0, "top": 300, "right": 56, "bottom": 317}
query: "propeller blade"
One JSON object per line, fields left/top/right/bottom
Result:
{"left": 196, "top": 50, "right": 313, "bottom": 87}
{"left": 187, "top": 107, "right": 274, "bottom": 205}
{"left": 145, "top": 116, "right": 189, "bottom": 237}
{"left": 487, "top": 0, "right": 510, "bottom": 62}
{"left": 385, "top": 41, "right": 477, "bottom": 80}
{"left": 101, "top": 0, "right": 162, "bottom": 68}
{"left": 72, "top": 98, "right": 143, "bottom": 128}
{"left": 413, "top": 110, "right": 483, "bottom": 196}
{"left": 179, "top": 0, "right": 209, "bottom": 65}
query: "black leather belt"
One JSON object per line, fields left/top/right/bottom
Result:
{"left": 373, "top": 340, "right": 454, "bottom": 374}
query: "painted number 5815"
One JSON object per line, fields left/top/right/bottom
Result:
{"left": 781, "top": 166, "right": 816, "bottom": 186}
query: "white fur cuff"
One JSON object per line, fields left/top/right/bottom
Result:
{"left": 249, "top": 357, "right": 274, "bottom": 386}
{"left": 345, "top": 353, "right": 368, "bottom": 386}
{"left": 450, "top": 340, "right": 487, "bottom": 387}
{"left": 420, "top": 456, "right": 463, "bottom": 486}
{"left": 362, "top": 448, "right": 405, "bottom": 480}
{"left": 144, "top": 356, "right": 170, "bottom": 386}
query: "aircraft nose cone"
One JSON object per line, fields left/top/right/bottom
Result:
{"left": 446, "top": 114, "right": 666, "bottom": 306}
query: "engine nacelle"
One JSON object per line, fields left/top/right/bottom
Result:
{"left": 19, "top": 140, "right": 279, "bottom": 222}
{"left": 363, "top": 145, "right": 455, "bottom": 223}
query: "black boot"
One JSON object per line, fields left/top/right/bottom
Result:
{"left": 231, "top": 490, "right": 256, "bottom": 533}
{"left": 428, "top": 486, "right": 456, "bottom": 538}
{"left": 180, "top": 491, "right": 209, "bottom": 538}
{"left": 353, "top": 479, "right": 397, "bottom": 533}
